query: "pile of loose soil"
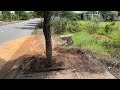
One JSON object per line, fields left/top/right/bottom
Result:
{"left": 54, "top": 46, "right": 106, "bottom": 74}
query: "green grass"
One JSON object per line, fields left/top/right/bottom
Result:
{"left": 72, "top": 31, "right": 108, "bottom": 55}
{"left": 61, "top": 20, "right": 120, "bottom": 67}
{"left": 31, "top": 28, "right": 40, "bottom": 35}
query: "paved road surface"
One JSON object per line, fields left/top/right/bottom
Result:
{"left": 0, "top": 18, "right": 41, "bottom": 44}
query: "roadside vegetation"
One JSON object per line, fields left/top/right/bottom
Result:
{"left": 31, "top": 11, "right": 120, "bottom": 74}
{"left": 50, "top": 12, "right": 120, "bottom": 68}
{"left": 0, "top": 11, "right": 37, "bottom": 21}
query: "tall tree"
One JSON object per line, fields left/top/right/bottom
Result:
{"left": 99, "top": 11, "right": 118, "bottom": 21}
{"left": 43, "top": 11, "right": 53, "bottom": 67}
{"left": 59, "top": 11, "right": 78, "bottom": 20}
{"left": 34, "top": 11, "right": 44, "bottom": 18}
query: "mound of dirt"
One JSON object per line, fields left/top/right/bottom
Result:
{"left": 55, "top": 46, "right": 85, "bottom": 55}
{"left": 54, "top": 46, "right": 106, "bottom": 74}
{"left": 17, "top": 46, "right": 106, "bottom": 74}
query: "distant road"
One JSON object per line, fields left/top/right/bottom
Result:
{"left": 0, "top": 18, "right": 41, "bottom": 44}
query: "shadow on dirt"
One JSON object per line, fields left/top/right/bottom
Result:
{"left": 0, "top": 46, "right": 107, "bottom": 79}
{"left": 28, "top": 22, "right": 38, "bottom": 24}
{"left": 15, "top": 27, "right": 35, "bottom": 30}
{"left": 0, "top": 58, "right": 7, "bottom": 70}
{"left": 54, "top": 46, "right": 106, "bottom": 73}
{"left": 0, "top": 54, "right": 64, "bottom": 79}
{"left": 25, "top": 24, "right": 37, "bottom": 26}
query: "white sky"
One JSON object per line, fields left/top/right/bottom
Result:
{"left": 73, "top": 11, "right": 86, "bottom": 13}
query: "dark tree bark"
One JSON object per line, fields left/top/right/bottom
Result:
{"left": 43, "top": 11, "right": 53, "bottom": 67}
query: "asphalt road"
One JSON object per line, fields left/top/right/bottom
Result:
{"left": 0, "top": 18, "right": 41, "bottom": 44}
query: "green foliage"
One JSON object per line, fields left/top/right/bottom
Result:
{"left": 1, "top": 11, "right": 12, "bottom": 21}
{"left": 86, "top": 18, "right": 100, "bottom": 34}
{"left": 51, "top": 18, "right": 81, "bottom": 34}
{"left": 33, "top": 11, "right": 44, "bottom": 18}
{"left": 0, "top": 11, "right": 34, "bottom": 21}
{"left": 32, "top": 28, "right": 40, "bottom": 35}
{"left": 19, "top": 12, "right": 32, "bottom": 20}
{"left": 100, "top": 11, "right": 118, "bottom": 21}
{"left": 103, "top": 31, "right": 120, "bottom": 49}
{"left": 73, "top": 31, "right": 108, "bottom": 55}
{"left": 97, "top": 28, "right": 107, "bottom": 35}
{"left": 59, "top": 11, "right": 79, "bottom": 20}
{"left": 97, "top": 22, "right": 118, "bottom": 36}
{"left": 11, "top": 13, "right": 18, "bottom": 20}
{"left": 104, "top": 22, "right": 117, "bottom": 33}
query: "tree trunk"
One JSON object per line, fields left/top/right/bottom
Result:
{"left": 43, "top": 11, "right": 53, "bottom": 67}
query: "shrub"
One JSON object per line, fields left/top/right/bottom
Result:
{"left": 51, "top": 18, "right": 81, "bottom": 34}
{"left": 101, "top": 29, "right": 120, "bottom": 68}
{"left": 101, "top": 11, "right": 118, "bottom": 21}
{"left": 11, "top": 14, "right": 18, "bottom": 20}
{"left": 97, "top": 22, "right": 118, "bottom": 36}
{"left": 51, "top": 18, "right": 65, "bottom": 34}
{"left": 97, "top": 28, "right": 107, "bottom": 35}
{"left": 86, "top": 18, "right": 100, "bottom": 34}
{"left": 20, "top": 13, "right": 32, "bottom": 20}
{"left": 104, "top": 22, "right": 117, "bottom": 34}
{"left": 102, "top": 30, "right": 120, "bottom": 54}
{"left": 1, "top": 12, "right": 11, "bottom": 21}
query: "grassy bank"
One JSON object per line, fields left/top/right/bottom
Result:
{"left": 72, "top": 31, "right": 108, "bottom": 55}
{"left": 31, "top": 28, "right": 41, "bottom": 35}
{"left": 59, "top": 20, "right": 120, "bottom": 68}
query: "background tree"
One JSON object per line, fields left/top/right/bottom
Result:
{"left": 15, "top": 11, "right": 33, "bottom": 20}
{"left": 33, "top": 11, "right": 44, "bottom": 18}
{"left": 100, "top": 11, "right": 118, "bottom": 21}
{"left": 58, "top": 11, "right": 79, "bottom": 20}
{"left": 1, "top": 11, "right": 11, "bottom": 21}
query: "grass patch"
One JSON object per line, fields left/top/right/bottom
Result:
{"left": 31, "top": 28, "right": 40, "bottom": 35}
{"left": 72, "top": 31, "right": 108, "bottom": 55}
{"left": 54, "top": 20, "right": 120, "bottom": 68}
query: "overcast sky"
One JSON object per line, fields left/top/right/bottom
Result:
{"left": 73, "top": 11, "right": 86, "bottom": 13}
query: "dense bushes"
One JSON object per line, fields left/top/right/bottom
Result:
{"left": 104, "top": 22, "right": 117, "bottom": 34}
{"left": 19, "top": 12, "right": 34, "bottom": 20}
{"left": 51, "top": 18, "right": 81, "bottom": 34}
{"left": 101, "top": 11, "right": 118, "bottom": 21}
{"left": 86, "top": 18, "right": 100, "bottom": 34}
{"left": 51, "top": 18, "right": 101, "bottom": 34}
{"left": 0, "top": 11, "right": 34, "bottom": 21}
{"left": 51, "top": 18, "right": 120, "bottom": 67}
{"left": 103, "top": 31, "right": 120, "bottom": 52}
{"left": 51, "top": 18, "right": 120, "bottom": 54}
{"left": 97, "top": 22, "right": 118, "bottom": 36}
{"left": 1, "top": 11, "right": 12, "bottom": 21}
